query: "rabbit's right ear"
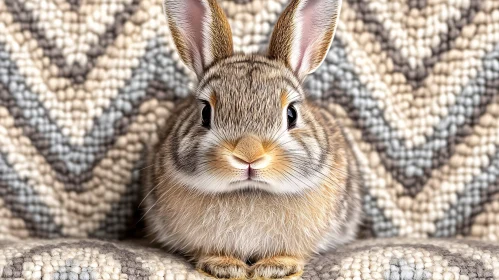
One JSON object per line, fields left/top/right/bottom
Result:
{"left": 163, "top": 0, "right": 234, "bottom": 78}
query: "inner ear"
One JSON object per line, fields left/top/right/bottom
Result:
{"left": 186, "top": 0, "right": 206, "bottom": 67}
{"left": 163, "top": 0, "right": 234, "bottom": 78}
{"left": 267, "top": 0, "right": 342, "bottom": 81}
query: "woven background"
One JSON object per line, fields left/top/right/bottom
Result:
{"left": 0, "top": 0, "right": 498, "bottom": 241}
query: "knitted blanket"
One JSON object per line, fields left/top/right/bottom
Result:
{"left": 0, "top": 0, "right": 499, "bottom": 278}
{"left": 1, "top": 238, "right": 498, "bottom": 279}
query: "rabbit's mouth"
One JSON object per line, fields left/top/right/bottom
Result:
{"left": 229, "top": 179, "right": 270, "bottom": 190}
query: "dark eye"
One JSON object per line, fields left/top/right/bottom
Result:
{"left": 201, "top": 102, "right": 211, "bottom": 128}
{"left": 287, "top": 104, "right": 297, "bottom": 129}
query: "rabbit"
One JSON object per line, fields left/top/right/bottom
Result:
{"left": 143, "top": 0, "right": 362, "bottom": 278}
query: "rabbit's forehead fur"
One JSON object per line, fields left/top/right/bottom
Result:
{"left": 198, "top": 54, "right": 303, "bottom": 137}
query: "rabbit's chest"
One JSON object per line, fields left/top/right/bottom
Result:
{"left": 159, "top": 189, "right": 339, "bottom": 258}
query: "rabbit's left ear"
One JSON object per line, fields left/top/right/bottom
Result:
{"left": 268, "top": 0, "right": 342, "bottom": 82}
{"left": 163, "top": 0, "right": 233, "bottom": 78}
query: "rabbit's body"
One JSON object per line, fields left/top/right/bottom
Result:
{"left": 145, "top": 57, "right": 361, "bottom": 258}
{"left": 145, "top": 157, "right": 359, "bottom": 259}
{"left": 145, "top": 0, "right": 361, "bottom": 278}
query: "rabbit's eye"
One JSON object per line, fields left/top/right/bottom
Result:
{"left": 201, "top": 102, "right": 211, "bottom": 128}
{"left": 287, "top": 104, "right": 297, "bottom": 129}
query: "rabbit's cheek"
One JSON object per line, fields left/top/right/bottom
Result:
{"left": 202, "top": 147, "right": 238, "bottom": 179}
{"left": 263, "top": 146, "right": 294, "bottom": 180}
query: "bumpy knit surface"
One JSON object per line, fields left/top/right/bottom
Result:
{"left": 1, "top": 0, "right": 499, "bottom": 278}
{"left": 1, "top": 238, "right": 499, "bottom": 279}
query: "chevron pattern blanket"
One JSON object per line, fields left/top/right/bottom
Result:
{"left": 1, "top": 238, "right": 498, "bottom": 279}
{"left": 0, "top": 0, "right": 499, "bottom": 279}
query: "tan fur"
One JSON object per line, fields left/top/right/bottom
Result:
{"left": 267, "top": 0, "right": 300, "bottom": 67}
{"left": 147, "top": 151, "right": 345, "bottom": 257}
{"left": 207, "top": 0, "right": 234, "bottom": 63}
{"left": 251, "top": 256, "right": 304, "bottom": 279}
{"left": 210, "top": 92, "right": 217, "bottom": 108}
{"left": 280, "top": 90, "right": 288, "bottom": 109}
{"left": 144, "top": 77, "right": 361, "bottom": 275}
{"left": 147, "top": 0, "right": 359, "bottom": 278}
{"left": 197, "top": 255, "right": 249, "bottom": 279}
{"left": 232, "top": 135, "right": 266, "bottom": 163}
{"left": 166, "top": 15, "right": 190, "bottom": 69}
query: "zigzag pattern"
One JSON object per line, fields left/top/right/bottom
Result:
{"left": 2, "top": 238, "right": 499, "bottom": 279}
{"left": 0, "top": 0, "right": 498, "bottom": 240}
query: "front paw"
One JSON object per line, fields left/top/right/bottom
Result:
{"left": 197, "top": 255, "right": 249, "bottom": 279}
{"left": 250, "top": 256, "right": 304, "bottom": 279}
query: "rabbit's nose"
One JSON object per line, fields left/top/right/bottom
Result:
{"left": 229, "top": 154, "right": 271, "bottom": 170}
{"left": 229, "top": 135, "right": 270, "bottom": 169}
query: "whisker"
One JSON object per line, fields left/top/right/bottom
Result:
{"left": 276, "top": 154, "right": 351, "bottom": 178}
{"left": 278, "top": 159, "right": 352, "bottom": 193}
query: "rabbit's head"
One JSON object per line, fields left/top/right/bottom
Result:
{"left": 162, "top": 0, "right": 342, "bottom": 194}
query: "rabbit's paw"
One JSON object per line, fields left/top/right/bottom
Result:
{"left": 251, "top": 256, "right": 304, "bottom": 279}
{"left": 197, "top": 255, "right": 249, "bottom": 279}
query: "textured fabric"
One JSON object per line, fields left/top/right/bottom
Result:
{"left": 1, "top": 238, "right": 499, "bottom": 279}
{"left": 0, "top": 0, "right": 499, "bottom": 241}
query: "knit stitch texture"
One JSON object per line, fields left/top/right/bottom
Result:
{"left": 0, "top": 0, "right": 499, "bottom": 279}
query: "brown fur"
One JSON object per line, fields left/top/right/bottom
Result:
{"left": 207, "top": 0, "right": 234, "bottom": 63}
{"left": 267, "top": 0, "right": 300, "bottom": 69}
{"left": 148, "top": 0, "right": 359, "bottom": 278}
{"left": 166, "top": 15, "right": 190, "bottom": 68}
{"left": 280, "top": 90, "right": 288, "bottom": 109}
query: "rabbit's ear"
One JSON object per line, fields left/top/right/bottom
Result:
{"left": 163, "top": 0, "right": 233, "bottom": 78}
{"left": 268, "top": 0, "right": 341, "bottom": 81}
